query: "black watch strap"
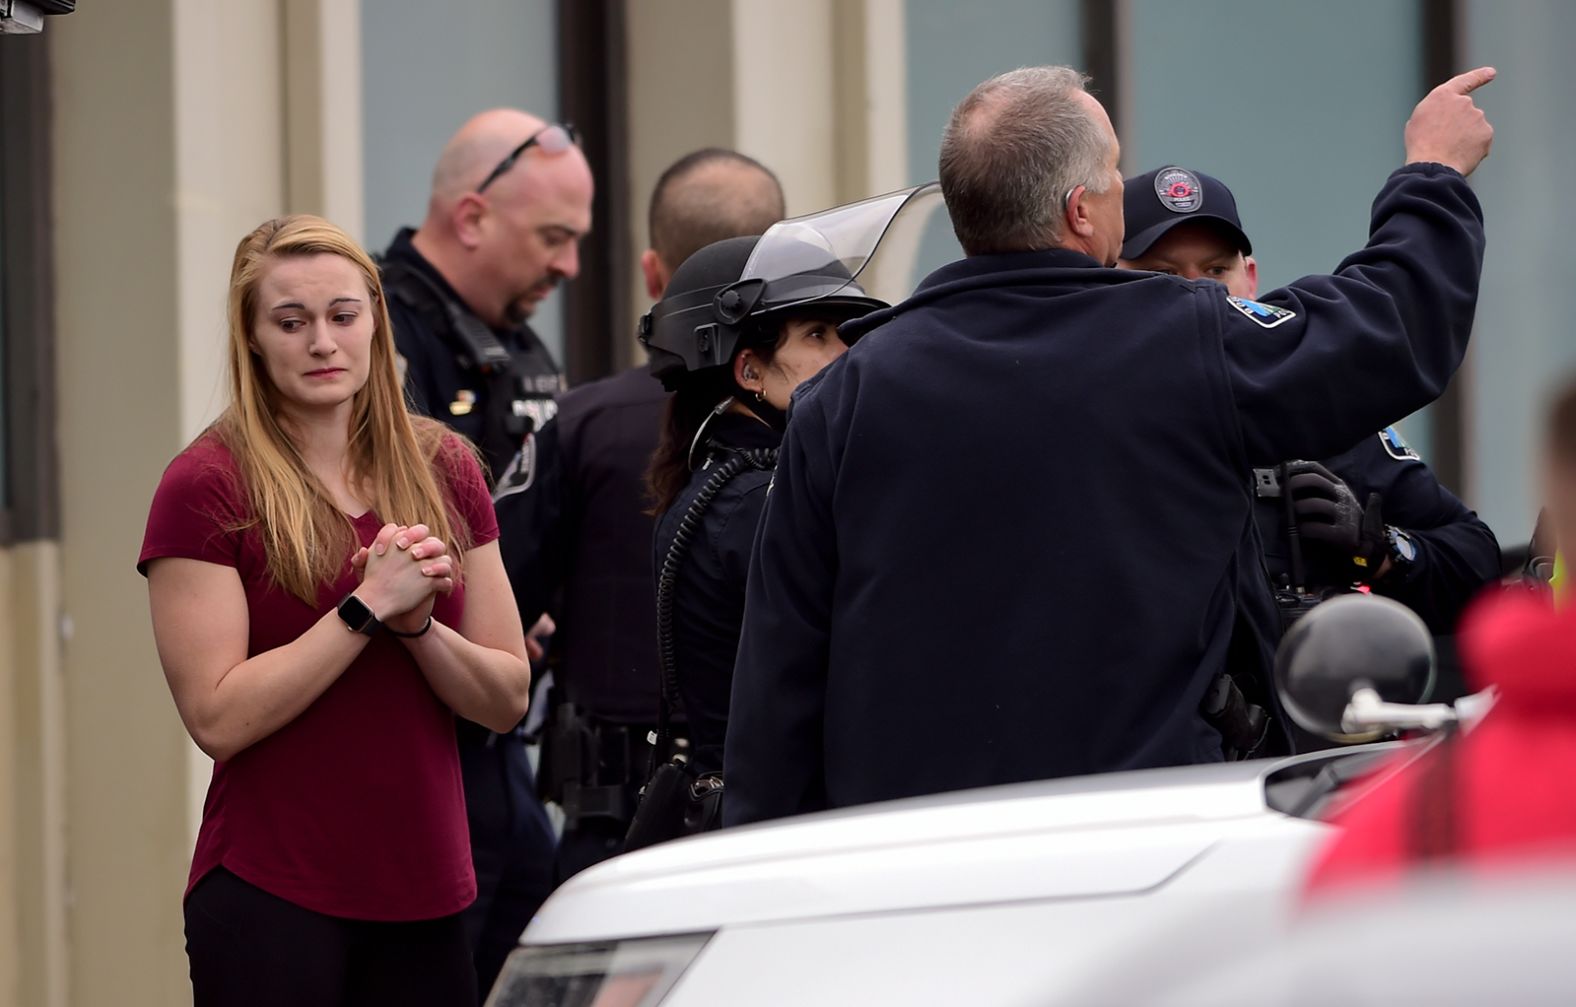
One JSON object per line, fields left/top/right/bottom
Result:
{"left": 337, "top": 594, "right": 381, "bottom": 635}
{"left": 386, "top": 616, "right": 433, "bottom": 639}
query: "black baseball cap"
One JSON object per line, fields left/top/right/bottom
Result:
{"left": 1120, "top": 166, "right": 1252, "bottom": 260}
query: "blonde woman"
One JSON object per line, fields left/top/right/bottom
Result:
{"left": 139, "top": 215, "right": 530, "bottom": 1004}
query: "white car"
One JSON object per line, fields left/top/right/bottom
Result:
{"left": 485, "top": 739, "right": 1432, "bottom": 1006}
{"left": 485, "top": 596, "right": 1505, "bottom": 1006}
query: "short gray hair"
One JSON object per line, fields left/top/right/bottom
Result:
{"left": 938, "top": 66, "right": 1113, "bottom": 256}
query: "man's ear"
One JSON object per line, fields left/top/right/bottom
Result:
{"left": 734, "top": 348, "right": 762, "bottom": 394}
{"left": 1244, "top": 256, "right": 1260, "bottom": 299}
{"left": 452, "top": 194, "right": 488, "bottom": 250}
{"left": 641, "top": 249, "right": 669, "bottom": 301}
{"left": 1065, "top": 184, "right": 1095, "bottom": 239}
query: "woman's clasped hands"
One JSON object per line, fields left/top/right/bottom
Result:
{"left": 351, "top": 523, "right": 454, "bottom": 634}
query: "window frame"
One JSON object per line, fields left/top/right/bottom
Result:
{"left": 0, "top": 35, "right": 61, "bottom": 544}
{"left": 557, "top": 0, "right": 632, "bottom": 384}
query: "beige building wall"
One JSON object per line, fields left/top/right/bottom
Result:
{"left": 621, "top": 0, "right": 907, "bottom": 362}
{"left": 3, "top": 542, "right": 68, "bottom": 1007}
{"left": 0, "top": 3, "right": 363, "bottom": 1005}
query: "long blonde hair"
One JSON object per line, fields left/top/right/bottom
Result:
{"left": 214, "top": 214, "right": 473, "bottom": 604}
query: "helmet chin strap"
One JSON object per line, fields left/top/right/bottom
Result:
{"left": 687, "top": 396, "right": 734, "bottom": 470}
{"left": 686, "top": 390, "right": 788, "bottom": 471}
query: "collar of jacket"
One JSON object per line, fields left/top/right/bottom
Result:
{"left": 841, "top": 247, "right": 1151, "bottom": 342}
{"left": 385, "top": 227, "right": 469, "bottom": 305}
{"left": 705, "top": 410, "right": 783, "bottom": 453}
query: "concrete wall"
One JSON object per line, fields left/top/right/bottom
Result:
{"left": 622, "top": 0, "right": 907, "bottom": 357}
{"left": 3, "top": 542, "right": 68, "bottom": 1007}
{"left": 10, "top": 3, "right": 362, "bottom": 1004}
{"left": 623, "top": 0, "right": 736, "bottom": 338}
{"left": 51, "top": 2, "right": 194, "bottom": 999}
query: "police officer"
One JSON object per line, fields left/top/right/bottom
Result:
{"left": 724, "top": 64, "right": 1496, "bottom": 825}
{"left": 639, "top": 235, "right": 886, "bottom": 822}
{"left": 1118, "top": 166, "right": 1501, "bottom": 635}
{"left": 540, "top": 149, "right": 786, "bottom": 880}
{"left": 378, "top": 107, "right": 592, "bottom": 1000}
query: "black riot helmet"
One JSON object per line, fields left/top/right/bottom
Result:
{"left": 639, "top": 234, "right": 888, "bottom": 391}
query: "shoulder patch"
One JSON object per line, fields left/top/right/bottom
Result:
{"left": 1226, "top": 294, "right": 1297, "bottom": 329}
{"left": 1379, "top": 425, "right": 1421, "bottom": 461}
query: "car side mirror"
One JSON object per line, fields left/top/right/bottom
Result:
{"left": 1273, "top": 594, "right": 1438, "bottom": 741}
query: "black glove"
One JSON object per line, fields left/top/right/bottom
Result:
{"left": 1283, "top": 460, "right": 1386, "bottom": 581}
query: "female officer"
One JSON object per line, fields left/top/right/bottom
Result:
{"left": 638, "top": 235, "right": 886, "bottom": 783}
{"left": 139, "top": 215, "right": 531, "bottom": 1004}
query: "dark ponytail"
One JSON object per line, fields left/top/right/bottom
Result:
{"left": 646, "top": 368, "right": 739, "bottom": 515}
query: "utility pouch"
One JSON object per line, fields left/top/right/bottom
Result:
{"left": 624, "top": 760, "right": 724, "bottom": 853}
{"left": 539, "top": 703, "right": 594, "bottom": 806}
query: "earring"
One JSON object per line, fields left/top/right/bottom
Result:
{"left": 754, "top": 390, "right": 764, "bottom": 403}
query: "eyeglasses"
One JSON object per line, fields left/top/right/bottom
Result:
{"left": 475, "top": 122, "right": 580, "bottom": 195}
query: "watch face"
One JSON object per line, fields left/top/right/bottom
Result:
{"left": 1390, "top": 529, "right": 1418, "bottom": 563}
{"left": 338, "top": 594, "right": 377, "bottom": 634}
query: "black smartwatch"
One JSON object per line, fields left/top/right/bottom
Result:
{"left": 337, "top": 593, "right": 381, "bottom": 635}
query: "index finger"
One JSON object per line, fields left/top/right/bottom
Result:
{"left": 372, "top": 522, "right": 401, "bottom": 555}
{"left": 398, "top": 523, "right": 431, "bottom": 548}
{"left": 1439, "top": 66, "right": 1496, "bottom": 95}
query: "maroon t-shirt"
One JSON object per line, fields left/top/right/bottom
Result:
{"left": 138, "top": 432, "right": 498, "bottom": 921}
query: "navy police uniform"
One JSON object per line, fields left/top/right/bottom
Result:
{"left": 723, "top": 164, "right": 1486, "bottom": 825}
{"left": 1256, "top": 428, "right": 1500, "bottom": 634}
{"left": 551, "top": 366, "right": 668, "bottom": 721}
{"left": 1119, "top": 166, "right": 1500, "bottom": 638}
{"left": 652, "top": 411, "right": 780, "bottom": 775}
{"left": 538, "top": 365, "right": 669, "bottom": 879}
{"left": 378, "top": 229, "right": 558, "bottom": 997}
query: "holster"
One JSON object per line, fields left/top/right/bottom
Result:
{"left": 1200, "top": 672, "right": 1272, "bottom": 761}
{"left": 537, "top": 702, "right": 654, "bottom": 828}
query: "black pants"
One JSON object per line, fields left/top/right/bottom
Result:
{"left": 184, "top": 868, "right": 475, "bottom": 1007}
{"left": 458, "top": 725, "right": 557, "bottom": 1003}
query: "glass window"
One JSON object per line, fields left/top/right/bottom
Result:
{"left": 360, "top": 0, "right": 564, "bottom": 359}
{"left": 1461, "top": 1, "right": 1576, "bottom": 544}
{"left": 1, "top": 179, "right": 9, "bottom": 522}
{"left": 904, "top": 0, "right": 1083, "bottom": 188}
{"left": 902, "top": 0, "right": 1082, "bottom": 290}
{"left": 0, "top": 35, "right": 56, "bottom": 541}
{"left": 1125, "top": 0, "right": 1432, "bottom": 460}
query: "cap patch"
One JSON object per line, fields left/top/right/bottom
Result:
{"left": 1155, "top": 166, "right": 1204, "bottom": 213}
{"left": 1379, "top": 426, "right": 1421, "bottom": 462}
{"left": 1226, "top": 294, "right": 1297, "bottom": 329}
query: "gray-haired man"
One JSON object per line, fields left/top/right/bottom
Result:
{"left": 725, "top": 64, "right": 1497, "bottom": 823}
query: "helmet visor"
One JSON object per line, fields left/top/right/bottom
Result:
{"left": 740, "top": 182, "right": 959, "bottom": 311}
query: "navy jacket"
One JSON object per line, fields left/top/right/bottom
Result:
{"left": 381, "top": 229, "right": 563, "bottom": 481}
{"left": 653, "top": 412, "right": 780, "bottom": 773}
{"left": 550, "top": 365, "right": 669, "bottom": 723}
{"left": 1257, "top": 430, "right": 1500, "bottom": 634}
{"left": 723, "top": 164, "right": 1486, "bottom": 824}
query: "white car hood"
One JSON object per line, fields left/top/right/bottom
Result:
{"left": 527, "top": 758, "right": 1330, "bottom": 944}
